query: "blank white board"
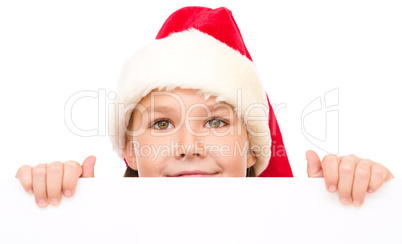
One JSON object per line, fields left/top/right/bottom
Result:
{"left": 0, "top": 178, "right": 401, "bottom": 244}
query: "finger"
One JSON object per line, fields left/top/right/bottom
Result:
{"left": 337, "top": 156, "right": 358, "bottom": 205}
{"left": 321, "top": 154, "right": 340, "bottom": 193}
{"left": 367, "top": 163, "right": 391, "bottom": 193}
{"left": 16, "top": 165, "right": 34, "bottom": 194}
{"left": 338, "top": 154, "right": 361, "bottom": 162}
{"left": 32, "top": 164, "right": 49, "bottom": 208}
{"left": 306, "top": 150, "right": 323, "bottom": 177}
{"left": 384, "top": 166, "right": 395, "bottom": 181}
{"left": 351, "top": 160, "right": 371, "bottom": 207}
{"left": 62, "top": 161, "right": 82, "bottom": 198}
{"left": 46, "top": 162, "right": 64, "bottom": 206}
{"left": 81, "top": 155, "right": 96, "bottom": 178}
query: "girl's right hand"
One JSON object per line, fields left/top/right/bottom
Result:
{"left": 15, "top": 155, "right": 96, "bottom": 208}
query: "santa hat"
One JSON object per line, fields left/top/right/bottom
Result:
{"left": 109, "top": 6, "right": 293, "bottom": 177}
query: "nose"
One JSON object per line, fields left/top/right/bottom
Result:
{"left": 174, "top": 130, "right": 206, "bottom": 160}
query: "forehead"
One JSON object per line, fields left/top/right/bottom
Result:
{"left": 138, "top": 88, "right": 226, "bottom": 108}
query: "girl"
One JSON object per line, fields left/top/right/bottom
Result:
{"left": 15, "top": 6, "right": 394, "bottom": 208}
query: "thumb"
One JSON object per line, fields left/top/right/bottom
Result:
{"left": 81, "top": 155, "right": 96, "bottom": 178}
{"left": 306, "top": 150, "right": 323, "bottom": 177}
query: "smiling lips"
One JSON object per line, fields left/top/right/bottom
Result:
{"left": 168, "top": 170, "right": 218, "bottom": 177}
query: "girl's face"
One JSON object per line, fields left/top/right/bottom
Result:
{"left": 124, "top": 88, "right": 257, "bottom": 177}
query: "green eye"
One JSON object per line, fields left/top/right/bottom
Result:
{"left": 206, "top": 118, "right": 226, "bottom": 128}
{"left": 152, "top": 120, "right": 173, "bottom": 130}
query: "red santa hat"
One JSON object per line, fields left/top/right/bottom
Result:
{"left": 109, "top": 6, "right": 293, "bottom": 177}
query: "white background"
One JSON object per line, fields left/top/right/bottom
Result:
{"left": 1, "top": 178, "right": 401, "bottom": 244}
{"left": 1, "top": 0, "right": 401, "bottom": 179}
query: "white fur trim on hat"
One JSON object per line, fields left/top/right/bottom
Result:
{"left": 109, "top": 28, "right": 271, "bottom": 176}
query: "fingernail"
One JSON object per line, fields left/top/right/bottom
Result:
{"left": 353, "top": 200, "right": 361, "bottom": 206}
{"left": 64, "top": 190, "right": 72, "bottom": 197}
{"left": 38, "top": 199, "right": 47, "bottom": 206}
{"left": 328, "top": 185, "right": 337, "bottom": 192}
{"left": 368, "top": 188, "right": 374, "bottom": 193}
{"left": 50, "top": 198, "right": 59, "bottom": 204}
{"left": 341, "top": 198, "right": 351, "bottom": 205}
{"left": 27, "top": 188, "right": 33, "bottom": 194}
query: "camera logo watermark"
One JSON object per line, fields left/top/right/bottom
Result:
{"left": 301, "top": 88, "right": 339, "bottom": 155}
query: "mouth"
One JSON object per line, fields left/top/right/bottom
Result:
{"left": 167, "top": 171, "right": 219, "bottom": 177}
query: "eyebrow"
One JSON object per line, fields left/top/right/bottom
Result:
{"left": 145, "top": 103, "right": 233, "bottom": 114}
{"left": 208, "top": 104, "right": 233, "bottom": 112}
{"left": 146, "top": 106, "right": 176, "bottom": 114}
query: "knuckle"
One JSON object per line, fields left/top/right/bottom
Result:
{"left": 65, "top": 161, "right": 83, "bottom": 177}
{"left": 343, "top": 155, "right": 358, "bottom": 163}
{"left": 355, "top": 161, "right": 370, "bottom": 177}
{"left": 339, "top": 161, "right": 355, "bottom": 175}
{"left": 372, "top": 164, "right": 384, "bottom": 178}
{"left": 20, "top": 165, "right": 32, "bottom": 175}
{"left": 47, "top": 161, "right": 63, "bottom": 173}
{"left": 355, "top": 168, "right": 369, "bottom": 178}
{"left": 64, "top": 160, "right": 80, "bottom": 169}
{"left": 33, "top": 164, "right": 47, "bottom": 175}
{"left": 323, "top": 154, "right": 338, "bottom": 163}
{"left": 359, "top": 159, "right": 371, "bottom": 165}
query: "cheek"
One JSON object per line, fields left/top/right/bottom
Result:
{"left": 134, "top": 135, "right": 172, "bottom": 175}
{"left": 205, "top": 135, "right": 249, "bottom": 176}
{"left": 206, "top": 133, "right": 248, "bottom": 156}
{"left": 136, "top": 156, "right": 166, "bottom": 177}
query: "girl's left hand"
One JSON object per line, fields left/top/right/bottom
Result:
{"left": 306, "top": 150, "right": 394, "bottom": 207}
